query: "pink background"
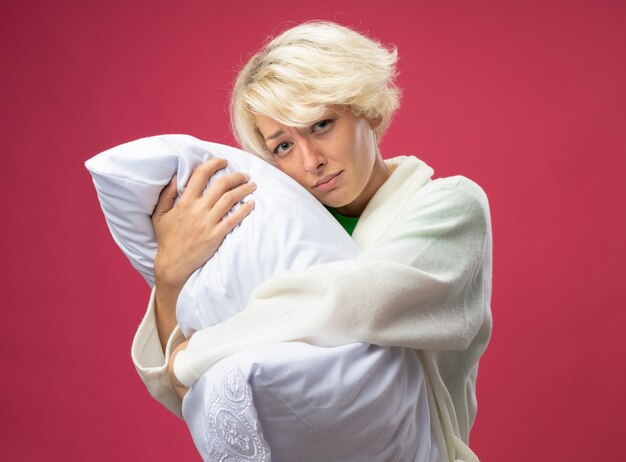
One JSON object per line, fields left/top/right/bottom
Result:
{"left": 2, "top": 1, "right": 624, "bottom": 460}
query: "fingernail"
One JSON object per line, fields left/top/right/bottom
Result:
{"left": 249, "top": 181, "right": 256, "bottom": 189}
{"left": 244, "top": 173, "right": 250, "bottom": 181}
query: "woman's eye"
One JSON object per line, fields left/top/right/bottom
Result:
{"left": 313, "top": 119, "right": 333, "bottom": 132}
{"left": 273, "top": 142, "right": 292, "bottom": 155}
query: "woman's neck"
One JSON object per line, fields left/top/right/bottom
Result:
{"left": 335, "top": 154, "right": 391, "bottom": 217}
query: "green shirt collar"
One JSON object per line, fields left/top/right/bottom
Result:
{"left": 325, "top": 206, "right": 360, "bottom": 236}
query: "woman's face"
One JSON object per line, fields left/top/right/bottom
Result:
{"left": 254, "top": 106, "right": 389, "bottom": 216}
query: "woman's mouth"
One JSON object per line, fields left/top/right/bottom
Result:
{"left": 313, "top": 171, "right": 342, "bottom": 191}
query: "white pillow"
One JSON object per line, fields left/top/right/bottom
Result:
{"left": 85, "top": 135, "right": 438, "bottom": 461}
{"left": 85, "top": 134, "right": 359, "bottom": 336}
{"left": 182, "top": 342, "right": 436, "bottom": 462}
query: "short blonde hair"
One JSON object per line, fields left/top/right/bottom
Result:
{"left": 230, "top": 21, "right": 401, "bottom": 161}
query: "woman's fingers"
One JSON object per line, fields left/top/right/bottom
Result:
{"left": 152, "top": 174, "right": 178, "bottom": 219}
{"left": 183, "top": 158, "right": 228, "bottom": 200}
{"left": 150, "top": 158, "right": 255, "bottom": 290}
{"left": 211, "top": 181, "right": 257, "bottom": 218}
{"left": 201, "top": 171, "right": 252, "bottom": 208}
{"left": 216, "top": 198, "right": 256, "bottom": 235}
{"left": 168, "top": 341, "right": 190, "bottom": 399}
{"left": 180, "top": 158, "right": 252, "bottom": 210}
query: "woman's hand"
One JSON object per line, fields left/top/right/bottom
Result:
{"left": 168, "top": 340, "right": 189, "bottom": 399}
{"left": 152, "top": 158, "right": 256, "bottom": 290}
{"left": 150, "top": 158, "right": 256, "bottom": 350}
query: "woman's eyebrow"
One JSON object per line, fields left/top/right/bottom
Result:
{"left": 265, "top": 130, "right": 284, "bottom": 141}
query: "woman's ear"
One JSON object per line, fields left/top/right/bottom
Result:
{"left": 368, "top": 116, "right": 384, "bottom": 143}
{"left": 369, "top": 116, "right": 383, "bottom": 130}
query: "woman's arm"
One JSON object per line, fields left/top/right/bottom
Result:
{"left": 150, "top": 158, "right": 257, "bottom": 350}
{"left": 131, "top": 158, "right": 256, "bottom": 417}
{"left": 173, "top": 177, "right": 492, "bottom": 387}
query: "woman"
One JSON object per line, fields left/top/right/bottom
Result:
{"left": 134, "top": 21, "right": 492, "bottom": 461}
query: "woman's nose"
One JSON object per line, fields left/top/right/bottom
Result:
{"left": 300, "top": 140, "right": 325, "bottom": 172}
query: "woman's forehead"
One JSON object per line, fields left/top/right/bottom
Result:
{"left": 254, "top": 105, "right": 347, "bottom": 133}
{"left": 254, "top": 114, "right": 284, "bottom": 140}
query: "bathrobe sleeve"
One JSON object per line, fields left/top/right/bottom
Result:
{"left": 172, "top": 178, "right": 492, "bottom": 387}
{"left": 131, "top": 288, "right": 187, "bottom": 418}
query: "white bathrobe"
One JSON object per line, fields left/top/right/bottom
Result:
{"left": 132, "top": 155, "right": 493, "bottom": 461}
